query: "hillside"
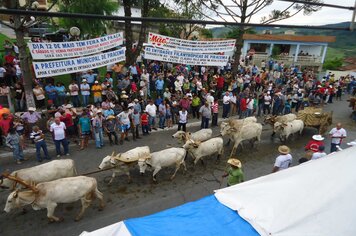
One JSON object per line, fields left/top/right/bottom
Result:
{"left": 211, "top": 22, "right": 356, "bottom": 61}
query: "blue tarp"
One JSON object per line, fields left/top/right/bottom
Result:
{"left": 124, "top": 195, "right": 259, "bottom": 236}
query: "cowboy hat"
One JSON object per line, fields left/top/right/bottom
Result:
{"left": 134, "top": 98, "right": 139, "bottom": 103}
{"left": 121, "top": 91, "right": 127, "bottom": 94}
{"left": 28, "top": 107, "right": 36, "bottom": 112}
{"left": 278, "top": 145, "right": 290, "bottom": 155}
{"left": 312, "top": 135, "right": 324, "bottom": 141}
{"left": 82, "top": 79, "right": 87, "bottom": 82}
{"left": 121, "top": 95, "right": 129, "bottom": 99}
{"left": 65, "top": 104, "right": 73, "bottom": 109}
{"left": 106, "top": 115, "right": 115, "bottom": 120}
{"left": 227, "top": 158, "right": 242, "bottom": 168}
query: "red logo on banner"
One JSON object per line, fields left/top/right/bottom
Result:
{"left": 150, "top": 35, "right": 168, "bottom": 46}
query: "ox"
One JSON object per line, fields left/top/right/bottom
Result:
{"left": 220, "top": 122, "right": 263, "bottom": 157}
{"left": 4, "top": 176, "right": 104, "bottom": 222}
{"left": 98, "top": 146, "right": 151, "bottom": 184}
{"left": 264, "top": 114, "right": 297, "bottom": 136}
{"left": 274, "top": 119, "right": 304, "bottom": 142}
{"left": 0, "top": 159, "right": 77, "bottom": 190}
{"left": 182, "top": 137, "right": 224, "bottom": 165}
{"left": 138, "top": 148, "right": 187, "bottom": 182}
{"left": 172, "top": 129, "right": 212, "bottom": 144}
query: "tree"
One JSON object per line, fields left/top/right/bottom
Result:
{"left": 323, "top": 57, "right": 343, "bottom": 70}
{"left": 200, "top": 28, "right": 213, "bottom": 39}
{"left": 58, "top": 0, "right": 119, "bottom": 37}
{"left": 122, "top": 0, "right": 159, "bottom": 65}
{"left": 0, "top": 0, "right": 59, "bottom": 109}
{"left": 190, "top": 0, "right": 322, "bottom": 76}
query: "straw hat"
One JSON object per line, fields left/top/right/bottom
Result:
{"left": 278, "top": 145, "right": 290, "bottom": 155}
{"left": 106, "top": 115, "right": 115, "bottom": 120}
{"left": 65, "top": 104, "right": 73, "bottom": 109}
{"left": 121, "top": 94, "right": 129, "bottom": 99}
{"left": 227, "top": 158, "right": 242, "bottom": 168}
{"left": 28, "top": 107, "right": 36, "bottom": 112}
{"left": 312, "top": 135, "right": 324, "bottom": 141}
{"left": 82, "top": 79, "right": 87, "bottom": 82}
{"left": 121, "top": 91, "right": 127, "bottom": 94}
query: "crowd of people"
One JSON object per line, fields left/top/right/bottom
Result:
{"left": 1, "top": 42, "right": 355, "bottom": 166}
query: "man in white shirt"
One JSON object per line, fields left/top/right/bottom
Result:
{"left": 272, "top": 145, "right": 292, "bottom": 173}
{"left": 69, "top": 80, "right": 80, "bottom": 107}
{"left": 50, "top": 118, "right": 69, "bottom": 157}
{"left": 145, "top": 100, "right": 157, "bottom": 131}
{"left": 329, "top": 123, "right": 347, "bottom": 152}
{"left": 80, "top": 79, "right": 90, "bottom": 107}
{"left": 311, "top": 146, "right": 327, "bottom": 160}
{"left": 222, "top": 91, "right": 231, "bottom": 118}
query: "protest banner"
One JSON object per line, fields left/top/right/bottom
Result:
{"left": 147, "top": 32, "right": 235, "bottom": 53}
{"left": 33, "top": 48, "right": 126, "bottom": 78}
{"left": 28, "top": 32, "right": 123, "bottom": 60}
{"left": 144, "top": 47, "right": 229, "bottom": 67}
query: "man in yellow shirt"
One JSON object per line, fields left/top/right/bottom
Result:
{"left": 92, "top": 81, "right": 102, "bottom": 104}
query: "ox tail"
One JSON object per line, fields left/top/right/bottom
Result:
{"left": 184, "top": 149, "right": 189, "bottom": 161}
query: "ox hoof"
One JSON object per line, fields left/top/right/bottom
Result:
{"left": 58, "top": 217, "right": 64, "bottom": 222}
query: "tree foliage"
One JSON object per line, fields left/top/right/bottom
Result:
{"left": 323, "top": 58, "right": 343, "bottom": 70}
{"left": 58, "top": 0, "right": 119, "bottom": 37}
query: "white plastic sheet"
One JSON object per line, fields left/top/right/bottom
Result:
{"left": 79, "top": 221, "right": 131, "bottom": 236}
{"left": 215, "top": 146, "right": 356, "bottom": 236}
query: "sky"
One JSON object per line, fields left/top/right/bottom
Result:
{"left": 207, "top": 0, "right": 354, "bottom": 26}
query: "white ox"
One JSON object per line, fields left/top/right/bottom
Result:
{"left": 0, "top": 159, "right": 77, "bottom": 190}
{"left": 4, "top": 176, "right": 104, "bottom": 222}
{"left": 98, "top": 146, "right": 151, "bottom": 184}
{"left": 182, "top": 137, "right": 224, "bottom": 165}
{"left": 220, "top": 122, "right": 263, "bottom": 157}
{"left": 138, "top": 148, "right": 187, "bottom": 182}
{"left": 274, "top": 119, "right": 304, "bottom": 142}
{"left": 172, "top": 129, "right": 212, "bottom": 143}
{"left": 264, "top": 114, "right": 297, "bottom": 136}
{"left": 220, "top": 116, "right": 257, "bottom": 130}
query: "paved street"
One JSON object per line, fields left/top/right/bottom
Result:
{"left": 0, "top": 99, "right": 355, "bottom": 236}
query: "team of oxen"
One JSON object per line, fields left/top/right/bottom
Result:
{"left": 0, "top": 114, "right": 304, "bottom": 222}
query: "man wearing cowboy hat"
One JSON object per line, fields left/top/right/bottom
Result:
{"left": 222, "top": 158, "right": 244, "bottom": 186}
{"left": 272, "top": 145, "right": 292, "bottom": 173}
{"left": 104, "top": 115, "right": 118, "bottom": 145}
{"left": 80, "top": 79, "right": 90, "bottom": 107}
{"left": 305, "top": 135, "right": 325, "bottom": 153}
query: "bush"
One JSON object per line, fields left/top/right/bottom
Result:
{"left": 323, "top": 57, "right": 343, "bottom": 70}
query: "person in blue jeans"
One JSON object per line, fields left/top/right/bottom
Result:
{"left": 92, "top": 110, "right": 104, "bottom": 148}
{"left": 5, "top": 128, "right": 25, "bottom": 164}
{"left": 158, "top": 100, "right": 166, "bottom": 129}
{"left": 30, "top": 126, "right": 50, "bottom": 162}
{"left": 50, "top": 118, "right": 69, "bottom": 157}
{"left": 55, "top": 82, "right": 67, "bottom": 106}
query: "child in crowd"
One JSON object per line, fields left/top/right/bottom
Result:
{"left": 141, "top": 110, "right": 149, "bottom": 135}
{"left": 166, "top": 104, "right": 173, "bottom": 128}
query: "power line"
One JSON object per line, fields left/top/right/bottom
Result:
{"left": 0, "top": 8, "right": 350, "bottom": 31}
{"left": 277, "top": 0, "right": 355, "bottom": 10}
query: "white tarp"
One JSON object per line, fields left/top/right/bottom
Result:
{"left": 28, "top": 32, "right": 123, "bottom": 60}
{"left": 79, "top": 221, "right": 131, "bottom": 236}
{"left": 144, "top": 47, "right": 229, "bottom": 67}
{"left": 147, "top": 32, "right": 235, "bottom": 53}
{"left": 33, "top": 48, "right": 126, "bottom": 78}
{"left": 215, "top": 146, "right": 356, "bottom": 236}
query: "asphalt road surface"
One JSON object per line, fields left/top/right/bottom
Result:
{"left": 0, "top": 99, "right": 355, "bottom": 236}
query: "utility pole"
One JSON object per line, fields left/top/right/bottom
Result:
{"left": 351, "top": 0, "right": 356, "bottom": 31}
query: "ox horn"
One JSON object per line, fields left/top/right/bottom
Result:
{"left": 111, "top": 151, "right": 115, "bottom": 156}
{"left": 2, "top": 173, "right": 39, "bottom": 193}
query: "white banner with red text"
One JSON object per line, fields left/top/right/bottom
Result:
{"left": 28, "top": 32, "right": 124, "bottom": 60}
{"left": 33, "top": 48, "right": 126, "bottom": 78}
{"left": 147, "top": 32, "right": 236, "bottom": 53}
{"left": 144, "top": 47, "right": 229, "bottom": 66}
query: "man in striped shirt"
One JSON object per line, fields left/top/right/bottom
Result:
{"left": 30, "top": 126, "right": 50, "bottom": 162}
